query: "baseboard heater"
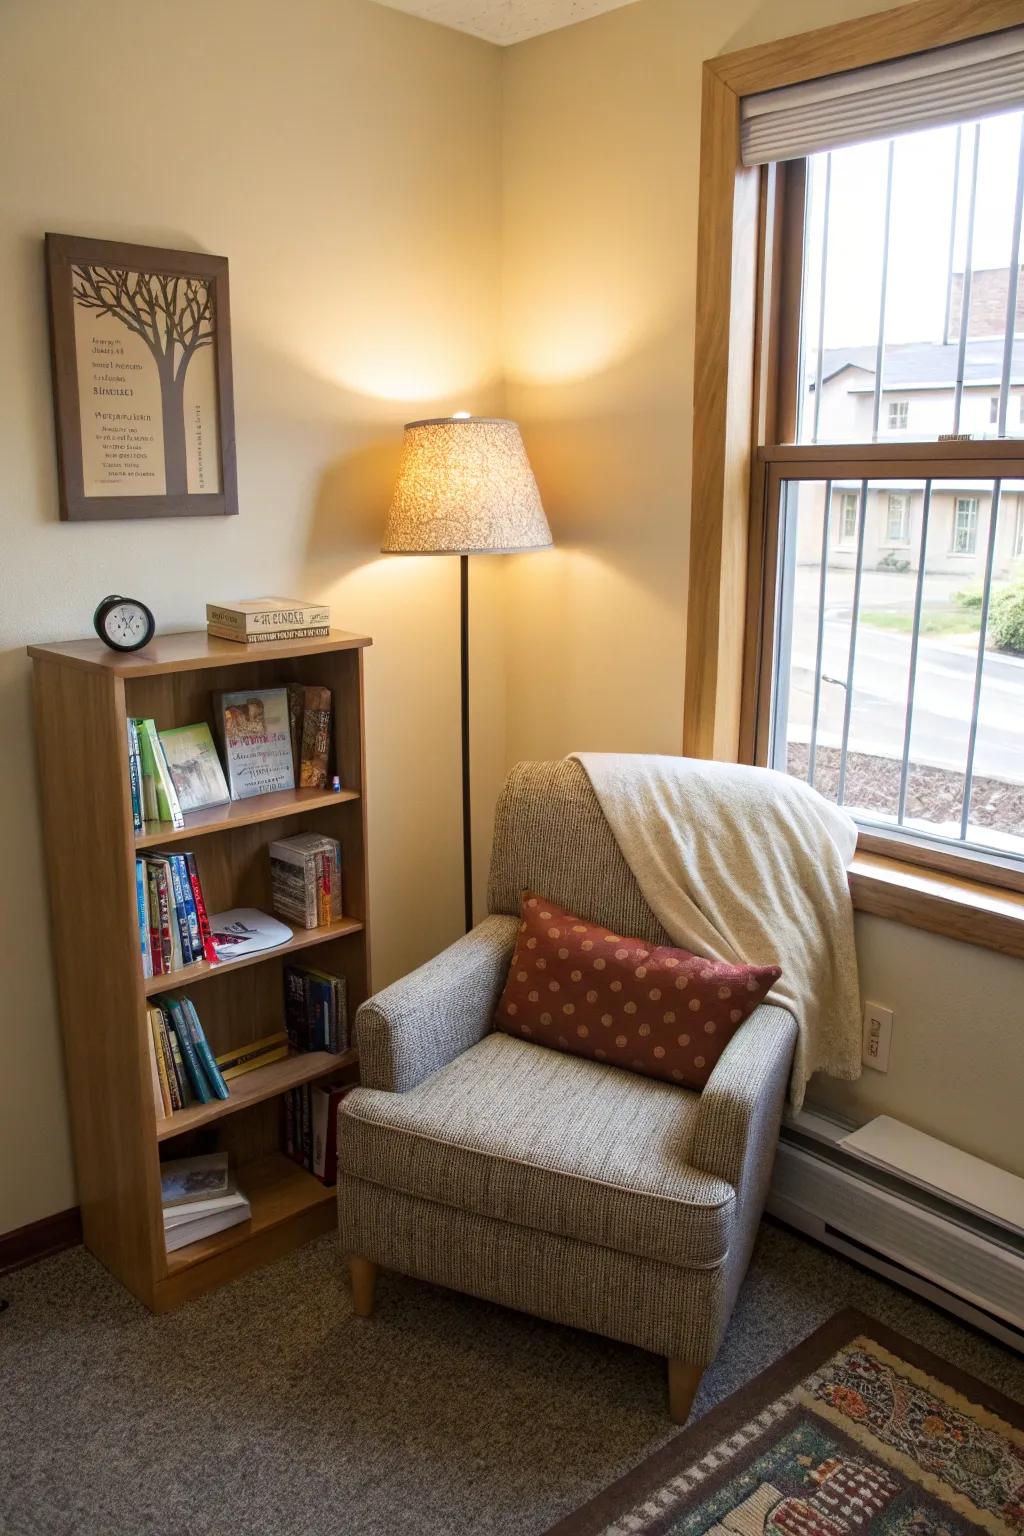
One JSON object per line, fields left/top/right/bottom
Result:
{"left": 767, "top": 1109, "right": 1024, "bottom": 1352}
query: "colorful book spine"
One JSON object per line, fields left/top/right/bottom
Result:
{"left": 298, "top": 687, "right": 332, "bottom": 789}
{"left": 284, "top": 968, "right": 308, "bottom": 1052}
{"left": 127, "top": 719, "right": 143, "bottom": 833}
{"left": 147, "top": 1016, "right": 168, "bottom": 1117}
{"left": 152, "top": 1009, "right": 182, "bottom": 1110}
{"left": 145, "top": 863, "right": 166, "bottom": 974}
{"left": 132, "top": 717, "right": 159, "bottom": 822}
{"left": 136, "top": 719, "right": 185, "bottom": 830}
{"left": 183, "top": 852, "right": 218, "bottom": 965}
{"left": 171, "top": 854, "right": 202, "bottom": 963}
{"left": 166, "top": 999, "right": 212, "bottom": 1104}
{"left": 181, "top": 998, "right": 229, "bottom": 1100}
{"left": 135, "top": 858, "right": 152, "bottom": 979}
{"left": 164, "top": 855, "right": 196, "bottom": 965}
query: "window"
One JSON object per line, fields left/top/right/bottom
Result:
{"left": 836, "top": 491, "right": 860, "bottom": 544}
{"left": 750, "top": 109, "right": 1024, "bottom": 879}
{"left": 885, "top": 493, "right": 910, "bottom": 544}
{"left": 951, "top": 497, "right": 979, "bottom": 555}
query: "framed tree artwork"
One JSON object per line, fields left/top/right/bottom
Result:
{"left": 45, "top": 234, "right": 238, "bottom": 521}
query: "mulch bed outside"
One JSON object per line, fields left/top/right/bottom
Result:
{"left": 787, "top": 744, "right": 1024, "bottom": 840}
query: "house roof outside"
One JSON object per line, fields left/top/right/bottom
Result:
{"left": 816, "top": 338, "right": 1024, "bottom": 392}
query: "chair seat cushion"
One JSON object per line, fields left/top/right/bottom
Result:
{"left": 339, "top": 1032, "right": 735, "bottom": 1269}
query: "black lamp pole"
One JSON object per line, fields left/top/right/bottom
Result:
{"left": 460, "top": 554, "right": 473, "bottom": 933}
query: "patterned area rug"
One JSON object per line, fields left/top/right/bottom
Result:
{"left": 545, "top": 1311, "right": 1023, "bottom": 1536}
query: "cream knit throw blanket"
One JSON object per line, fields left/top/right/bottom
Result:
{"left": 573, "top": 752, "right": 862, "bottom": 1108}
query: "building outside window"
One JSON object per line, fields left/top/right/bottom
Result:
{"left": 1015, "top": 497, "right": 1024, "bottom": 559}
{"left": 952, "top": 497, "right": 978, "bottom": 556}
{"left": 887, "top": 399, "right": 909, "bottom": 430}
{"left": 884, "top": 493, "right": 909, "bottom": 544}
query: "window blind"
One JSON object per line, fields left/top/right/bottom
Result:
{"left": 740, "top": 27, "right": 1024, "bottom": 165}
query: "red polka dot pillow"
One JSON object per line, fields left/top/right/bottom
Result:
{"left": 495, "top": 893, "right": 782, "bottom": 1090}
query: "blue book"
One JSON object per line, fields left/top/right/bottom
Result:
{"left": 162, "top": 853, "right": 198, "bottom": 964}
{"left": 181, "top": 998, "right": 230, "bottom": 1100}
{"left": 135, "top": 858, "right": 152, "bottom": 978}
{"left": 307, "top": 977, "right": 333, "bottom": 1051}
{"left": 172, "top": 854, "right": 202, "bottom": 963}
{"left": 166, "top": 999, "right": 212, "bottom": 1103}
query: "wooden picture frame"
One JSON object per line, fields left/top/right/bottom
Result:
{"left": 45, "top": 233, "right": 238, "bottom": 521}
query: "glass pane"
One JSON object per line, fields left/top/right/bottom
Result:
{"left": 797, "top": 112, "right": 1024, "bottom": 445}
{"left": 772, "top": 476, "right": 1024, "bottom": 865}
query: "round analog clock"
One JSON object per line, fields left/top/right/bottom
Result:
{"left": 93, "top": 594, "right": 156, "bottom": 653}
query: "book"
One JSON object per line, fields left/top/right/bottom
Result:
{"left": 127, "top": 719, "right": 143, "bottom": 833}
{"left": 207, "top": 907, "right": 293, "bottom": 962}
{"left": 166, "top": 999, "right": 213, "bottom": 1103}
{"left": 269, "top": 833, "right": 342, "bottom": 930}
{"left": 287, "top": 684, "right": 304, "bottom": 782}
{"left": 160, "top": 1011, "right": 191, "bottom": 1107}
{"left": 134, "top": 719, "right": 159, "bottom": 823}
{"left": 283, "top": 963, "right": 348, "bottom": 1053}
{"left": 163, "top": 1189, "right": 250, "bottom": 1252}
{"left": 160, "top": 1152, "right": 229, "bottom": 1207}
{"left": 215, "top": 688, "right": 295, "bottom": 800}
{"left": 207, "top": 624, "right": 330, "bottom": 644}
{"left": 145, "top": 861, "right": 171, "bottom": 974}
{"left": 157, "top": 723, "right": 230, "bottom": 814}
{"left": 180, "top": 996, "right": 230, "bottom": 1100}
{"left": 135, "top": 858, "right": 152, "bottom": 979}
{"left": 183, "top": 852, "right": 218, "bottom": 964}
{"left": 146, "top": 1019, "right": 166, "bottom": 1117}
{"left": 135, "top": 718, "right": 185, "bottom": 829}
{"left": 216, "top": 1030, "right": 290, "bottom": 1081}
{"left": 206, "top": 598, "right": 330, "bottom": 635}
{"left": 311, "top": 1082, "right": 355, "bottom": 1183}
{"left": 298, "top": 686, "right": 332, "bottom": 789}
{"left": 148, "top": 1008, "right": 174, "bottom": 1116}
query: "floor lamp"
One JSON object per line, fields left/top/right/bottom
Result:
{"left": 382, "top": 415, "right": 552, "bottom": 932}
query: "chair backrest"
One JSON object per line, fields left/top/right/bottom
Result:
{"left": 487, "top": 758, "right": 671, "bottom": 945}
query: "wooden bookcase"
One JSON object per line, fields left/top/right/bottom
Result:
{"left": 28, "top": 628, "right": 371, "bottom": 1311}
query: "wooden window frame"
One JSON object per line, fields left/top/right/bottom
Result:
{"left": 685, "top": 0, "right": 1024, "bottom": 948}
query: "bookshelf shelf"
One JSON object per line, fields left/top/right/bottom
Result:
{"left": 135, "top": 785, "right": 359, "bottom": 849}
{"left": 143, "top": 915, "right": 365, "bottom": 996}
{"left": 156, "top": 1047, "right": 358, "bottom": 1141}
{"left": 30, "top": 626, "right": 372, "bottom": 1312}
{"left": 163, "top": 1152, "right": 334, "bottom": 1278}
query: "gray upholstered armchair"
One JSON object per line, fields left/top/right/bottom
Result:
{"left": 337, "top": 759, "right": 797, "bottom": 1421}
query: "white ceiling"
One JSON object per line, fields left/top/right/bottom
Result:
{"left": 373, "top": 0, "right": 641, "bottom": 46}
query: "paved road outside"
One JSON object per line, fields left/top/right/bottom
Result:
{"left": 786, "top": 568, "right": 1024, "bottom": 784}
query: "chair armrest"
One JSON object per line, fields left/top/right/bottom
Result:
{"left": 688, "top": 1004, "right": 797, "bottom": 1190}
{"left": 355, "top": 913, "right": 520, "bottom": 1091}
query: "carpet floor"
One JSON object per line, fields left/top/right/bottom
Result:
{"left": 1, "top": 1221, "right": 1021, "bottom": 1536}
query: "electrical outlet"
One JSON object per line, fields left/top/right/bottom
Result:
{"left": 862, "top": 1002, "right": 893, "bottom": 1072}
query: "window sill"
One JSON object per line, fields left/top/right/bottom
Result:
{"left": 849, "top": 851, "right": 1024, "bottom": 960}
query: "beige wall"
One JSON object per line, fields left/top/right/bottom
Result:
{"left": 0, "top": 0, "right": 504, "bottom": 1235}
{"left": 500, "top": 0, "right": 1024, "bottom": 1178}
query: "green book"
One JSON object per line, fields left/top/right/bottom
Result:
{"left": 136, "top": 718, "right": 185, "bottom": 830}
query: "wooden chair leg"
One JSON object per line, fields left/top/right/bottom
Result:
{"left": 667, "top": 1358, "right": 703, "bottom": 1424}
{"left": 349, "top": 1255, "right": 377, "bottom": 1317}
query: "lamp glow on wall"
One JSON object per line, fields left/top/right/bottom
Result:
{"left": 383, "top": 415, "right": 552, "bottom": 931}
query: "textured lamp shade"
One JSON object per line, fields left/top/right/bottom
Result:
{"left": 382, "top": 416, "right": 552, "bottom": 554}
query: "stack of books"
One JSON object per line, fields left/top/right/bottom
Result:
{"left": 206, "top": 598, "right": 330, "bottom": 645}
{"left": 160, "top": 1153, "right": 250, "bottom": 1253}
{"left": 284, "top": 1082, "right": 354, "bottom": 1185}
{"left": 269, "top": 833, "right": 343, "bottom": 930}
{"left": 147, "top": 997, "right": 229, "bottom": 1116}
{"left": 284, "top": 963, "right": 349, "bottom": 1053}
{"left": 136, "top": 850, "right": 217, "bottom": 978}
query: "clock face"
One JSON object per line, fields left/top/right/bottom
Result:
{"left": 105, "top": 603, "right": 147, "bottom": 643}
